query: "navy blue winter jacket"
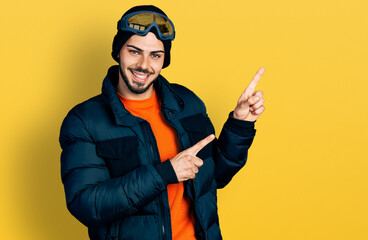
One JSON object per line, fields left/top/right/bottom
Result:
{"left": 59, "top": 66, "right": 256, "bottom": 240}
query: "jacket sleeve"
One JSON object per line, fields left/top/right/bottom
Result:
{"left": 214, "top": 112, "right": 256, "bottom": 189}
{"left": 59, "top": 110, "right": 167, "bottom": 228}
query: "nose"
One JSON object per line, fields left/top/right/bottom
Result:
{"left": 137, "top": 54, "right": 150, "bottom": 70}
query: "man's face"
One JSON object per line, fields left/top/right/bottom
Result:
{"left": 117, "top": 32, "right": 165, "bottom": 100}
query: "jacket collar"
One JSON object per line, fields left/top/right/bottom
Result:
{"left": 101, "top": 65, "right": 184, "bottom": 126}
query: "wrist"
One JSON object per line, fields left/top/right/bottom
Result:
{"left": 154, "top": 159, "right": 179, "bottom": 185}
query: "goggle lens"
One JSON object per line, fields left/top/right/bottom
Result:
{"left": 126, "top": 12, "right": 174, "bottom": 36}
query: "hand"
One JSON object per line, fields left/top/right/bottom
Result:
{"left": 170, "top": 134, "right": 215, "bottom": 182}
{"left": 233, "top": 67, "right": 266, "bottom": 122}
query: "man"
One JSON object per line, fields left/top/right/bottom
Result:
{"left": 59, "top": 5, "right": 265, "bottom": 240}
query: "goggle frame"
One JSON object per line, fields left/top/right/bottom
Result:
{"left": 117, "top": 11, "right": 176, "bottom": 41}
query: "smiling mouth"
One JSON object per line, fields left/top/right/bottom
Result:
{"left": 130, "top": 70, "right": 151, "bottom": 82}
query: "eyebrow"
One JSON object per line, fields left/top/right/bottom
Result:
{"left": 126, "top": 45, "right": 165, "bottom": 54}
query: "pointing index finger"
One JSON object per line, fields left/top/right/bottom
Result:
{"left": 187, "top": 134, "right": 215, "bottom": 156}
{"left": 244, "top": 67, "right": 265, "bottom": 97}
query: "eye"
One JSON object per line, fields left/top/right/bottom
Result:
{"left": 151, "top": 53, "right": 161, "bottom": 59}
{"left": 129, "top": 50, "right": 139, "bottom": 55}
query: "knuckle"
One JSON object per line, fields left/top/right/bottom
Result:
{"left": 196, "top": 143, "right": 204, "bottom": 150}
{"left": 184, "top": 155, "right": 192, "bottom": 161}
{"left": 256, "top": 106, "right": 265, "bottom": 114}
{"left": 185, "top": 161, "right": 192, "bottom": 168}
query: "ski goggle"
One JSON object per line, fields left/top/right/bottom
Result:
{"left": 117, "top": 11, "right": 175, "bottom": 41}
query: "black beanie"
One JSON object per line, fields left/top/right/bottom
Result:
{"left": 111, "top": 5, "right": 173, "bottom": 68}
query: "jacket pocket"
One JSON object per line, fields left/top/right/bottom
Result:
{"left": 96, "top": 136, "right": 140, "bottom": 178}
{"left": 180, "top": 113, "right": 215, "bottom": 160}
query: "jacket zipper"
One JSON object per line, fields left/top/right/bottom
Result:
{"left": 142, "top": 122, "right": 166, "bottom": 240}
{"left": 163, "top": 110, "right": 208, "bottom": 240}
{"left": 191, "top": 180, "right": 208, "bottom": 240}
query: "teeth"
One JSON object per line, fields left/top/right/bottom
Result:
{"left": 132, "top": 71, "right": 148, "bottom": 80}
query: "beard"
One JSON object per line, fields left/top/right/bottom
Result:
{"left": 119, "top": 64, "right": 157, "bottom": 95}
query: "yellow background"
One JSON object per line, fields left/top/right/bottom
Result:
{"left": 1, "top": 0, "right": 367, "bottom": 239}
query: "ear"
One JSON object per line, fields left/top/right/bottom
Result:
{"left": 117, "top": 53, "right": 120, "bottom": 63}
